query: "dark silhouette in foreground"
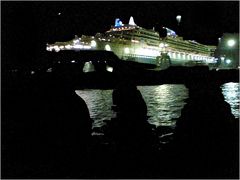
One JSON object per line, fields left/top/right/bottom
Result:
{"left": 103, "top": 80, "right": 160, "bottom": 178}
{"left": 2, "top": 64, "right": 92, "bottom": 178}
{"left": 2, "top": 62, "right": 239, "bottom": 178}
{"left": 171, "top": 79, "right": 239, "bottom": 178}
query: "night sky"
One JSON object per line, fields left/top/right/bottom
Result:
{"left": 2, "top": 1, "right": 239, "bottom": 68}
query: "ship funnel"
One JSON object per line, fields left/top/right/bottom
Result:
{"left": 115, "top": 18, "right": 123, "bottom": 27}
{"left": 129, "top": 16, "right": 136, "bottom": 26}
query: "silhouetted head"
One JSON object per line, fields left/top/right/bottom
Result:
{"left": 185, "top": 77, "right": 224, "bottom": 101}
{"left": 48, "top": 63, "right": 80, "bottom": 90}
{"left": 116, "top": 79, "right": 137, "bottom": 93}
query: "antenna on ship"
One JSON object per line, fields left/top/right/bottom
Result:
{"left": 129, "top": 16, "right": 136, "bottom": 26}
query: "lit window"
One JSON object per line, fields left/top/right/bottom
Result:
{"left": 182, "top": 54, "right": 186, "bottom": 59}
{"left": 74, "top": 44, "right": 83, "bottom": 49}
{"left": 172, "top": 52, "right": 176, "bottom": 58}
{"left": 226, "top": 59, "right": 231, "bottom": 64}
{"left": 124, "top": 47, "right": 130, "bottom": 54}
{"left": 159, "top": 43, "right": 164, "bottom": 48}
{"left": 168, "top": 52, "right": 171, "bottom": 58}
{"left": 105, "top": 44, "right": 111, "bottom": 51}
{"left": 177, "top": 53, "right": 181, "bottom": 58}
{"left": 91, "top": 40, "right": 97, "bottom": 47}
{"left": 65, "top": 45, "right": 72, "bottom": 49}
{"left": 227, "top": 39, "right": 235, "bottom": 47}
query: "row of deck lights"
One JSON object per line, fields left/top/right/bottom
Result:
{"left": 47, "top": 40, "right": 97, "bottom": 52}
{"left": 168, "top": 51, "right": 213, "bottom": 61}
{"left": 103, "top": 42, "right": 213, "bottom": 62}
{"left": 47, "top": 39, "right": 214, "bottom": 63}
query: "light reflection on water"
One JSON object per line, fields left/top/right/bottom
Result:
{"left": 76, "top": 83, "right": 239, "bottom": 129}
{"left": 138, "top": 85, "right": 189, "bottom": 127}
{"left": 221, "top": 82, "right": 240, "bottom": 118}
{"left": 76, "top": 84, "right": 188, "bottom": 128}
{"left": 75, "top": 90, "right": 113, "bottom": 128}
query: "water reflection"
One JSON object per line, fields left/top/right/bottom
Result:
{"left": 76, "top": 83, "right": 239, "bottom": 129}
{"left": 75, "top": 90, "right": 113, "bottom": 128}
{"left": 138, "top": 85, "right": 188, "bottom": 127}
{"left": 221, "top": 82, "right": 240, "bottom": 118}
{"left": 76, "top": 84, "right": 188, "bottom": 128}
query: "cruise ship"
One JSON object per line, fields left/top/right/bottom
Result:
{"left": 47, "top": 17, "right": 216, "bottom": 68}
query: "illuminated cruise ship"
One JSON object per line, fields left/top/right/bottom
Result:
{"left": 47, "top": 16, "right": 216, "bottom": 67}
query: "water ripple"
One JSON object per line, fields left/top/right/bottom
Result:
{"left": 138, "top": 85, "right": 188, "bottom": 127}
{"left": 221, "top": 82, "right": 240, "bottom": 118}
{"left": 76, "top": 84, "right": 189, "bottom": 128}
{"left": 76, "top": 83, "right": 239, "bottom": 129}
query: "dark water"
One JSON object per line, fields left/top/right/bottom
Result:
{"left": 76, "top": 83, "right": 239, "bottom": 129}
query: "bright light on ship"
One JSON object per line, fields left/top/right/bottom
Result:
{"left": 206, "top": 57, "right": 215, "bottom": 63}
{"left": 226, "top": 59, "right": 231, "bottom": 64}
{"left": 54, "top": 46, "right": 60, "bottom": 52}
{"left": 65, "top": 45, "right": 72, "bottom": 49}
{"left": 124, "top": 47, "right": 130, "bottom": 54}
{"left": 91, "top": 40, "right": 97, "bottom": 47}
{"left": 159, "top": 43, "right": 164, "bottom": 48}
{"left": 182, "top": 54, "right": 186, "bottom": 59}
{"left": 73, "top": 39, "right": 80, "bottom": 44}
{"left": 135, "top": 48, "right": 159, "bottom": 56}
{"left": 74, "top": 44, "right": 83, "bottom": 49}
{"left": 105, "top": 44, "right": 111, "bottom": 51}
{"left": 176, "top": 15, "right": 181, "bottom": 23}
{"left": 177, "top": 53, "right": 180, "bottom": 58}
{"left": 83, "top": 45, "right": 91, "bottom": 49}
{"left": 45, "top": 17, "right": 217, "bottom": 69}
{"left": 131, "top": 40, "right": 139, "bottom": 43}
{"left": 129, "top": 16, "right": 136, "bottom": 26}
{"left": 172, "top": 52, "right": 176, "bottom": 58}
{"left": 168, "top": 52, "right": 171, "bottom": 58}
{"left": 227, "top": 39, "right": 236, "bottom": 47}
{"left": 106, "top": 65, "right": 113, "bottom": 72}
